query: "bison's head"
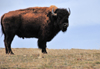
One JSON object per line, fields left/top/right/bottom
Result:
{"left": 52, "top": 8, "right": 70, "bottom": 32}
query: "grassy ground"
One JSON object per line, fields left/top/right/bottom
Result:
{"left": 0, "top": 48, "right": 100, "bottom": 69}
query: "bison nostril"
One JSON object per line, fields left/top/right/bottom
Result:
{"left": 63, "top": 23, "right": 68, "bottom": 27}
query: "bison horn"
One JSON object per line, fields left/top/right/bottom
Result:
{"left": 68, "top": 8, "right": 71, "bottom": 15}
{"left": 52, "top": 8, "right": 57, "bottom": 16}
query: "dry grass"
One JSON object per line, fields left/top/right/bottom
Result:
{"left": 0, "top": 48, "right": 100, "bottom": 69}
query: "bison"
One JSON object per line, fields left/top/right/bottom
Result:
{"left": 1, "top": 5, "right": 70, "bottom": 55}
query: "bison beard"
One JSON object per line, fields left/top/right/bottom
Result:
{"left": 1, "top": 5, "right": 70, "bottom": 55}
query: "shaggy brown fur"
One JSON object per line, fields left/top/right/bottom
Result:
{"left": 4, "top": 5, "right": 57, "bottom": 17}
{"left": 1, "top": 5, "right": 70, "bottom": 54}
{"left": 18, "top": 5, "right": 57, "bottom": 14}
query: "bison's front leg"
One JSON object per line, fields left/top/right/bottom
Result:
{"left": 38, "top": 39, "right": 47, "bottom": 54}
{"left": 38, "top": 39, "right": 47, "bottom": 58}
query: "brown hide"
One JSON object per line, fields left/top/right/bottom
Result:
{"left": 18, "top": 5, "right": 57, "bottom": 14}
{"left": 2, "top": 5, "right": 57, "bottom": 23}
{"left": 4, "top": 5, "right": 57, "bottom": 17}
{"left": 2, "top": 5, "right": 57, "bottom": 38}
{"left": 17, "top": 12, "right": 50, "bottom": 38}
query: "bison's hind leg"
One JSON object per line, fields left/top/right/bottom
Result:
{"left": 4, "top": 33, "right": 15, "bottom": 54}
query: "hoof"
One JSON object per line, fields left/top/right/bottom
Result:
{"left": 6, "top": 51, "right": 14, "bottom": 55}
{"left": 9, "top": 53, "right": 14, "bottom": 55}
{"left": 6, "top": 52, "right": 9, "bottom": 54}
{"left": 42, "top": 49, "right": 47, "bottom": 54}
{"left": 9, "top": 52, "right": 14, "bottom": 55}
{"left": 42, "top": 52, "right": 47, "bottom": 54}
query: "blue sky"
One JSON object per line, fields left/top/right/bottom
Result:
{"left": 0, "top": 0, "right": 100, "bottom": 49}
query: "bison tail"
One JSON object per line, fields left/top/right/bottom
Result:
{"left": 0, "top": 14, "right": 5, "bottom": 36}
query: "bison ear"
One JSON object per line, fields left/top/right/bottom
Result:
{"left": 51, "top": 14, "right": 57, "bottom": 21}
{"left": 47, "top": 12, "right": 57, "bottom": 21}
